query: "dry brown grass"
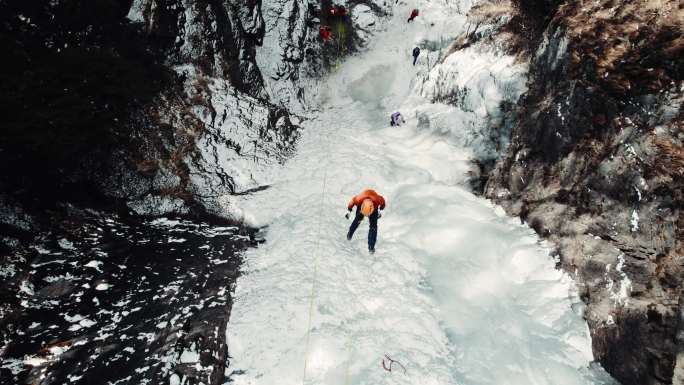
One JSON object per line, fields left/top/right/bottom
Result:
{"left": 445, "top": 34, "right": 473, "bottom": 56}
{"left": 446, "top": 0, "right": 537, "bottom": 58}
{"left": 556, "top": 0, "right": 683, "bottom": 96}
{"left": 158, "top": 185, "right": 193, "bottom": 201}
{"left": 468, "top": 0, "right": 514, "bottom": 23}
{"left": 169, "top": 142, "right": 193, "bottom": 168}
{"left": 194, "top": 76, "right": 210, "bottom": 93}
{"left": 445, "top": 0, "right": 515, "bottom": 56}
{"left": 135, "top": 159, "right": 158, "bottom": 175}
{"left": 189, "top": 94, "right": 204, "bottom": 106}
{"left": 653, "top": 138, "right": 684, "bottom": 177}
{"left": 37, "top": 340, "right": 72, "bottom": 355}
{"left": 676, "top": 212, "right": 684, "bottom": 255}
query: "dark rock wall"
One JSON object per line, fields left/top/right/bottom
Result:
{"left": 0, "top": 0, "right": 300, "bottom": 220}
{"left": 0, "top": 2, "right": 388, "bottom": 384}
{"left": 483, "top": 1, "right": 683, "bottom": 384}
{"left": 0, "top": 211, "right": 252, "bottom": 385}
{"left": 95, "top": 0, "right": 302, "bottom": 215}
{"left": 0, "top": 0, "right": 172, "bottom": 208}
{"left": 0, "top": 0, "right": 389, "bottom": 222}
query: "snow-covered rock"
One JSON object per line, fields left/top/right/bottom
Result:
{"left": 482, "top": 0, "right": 684, "bottom": 383}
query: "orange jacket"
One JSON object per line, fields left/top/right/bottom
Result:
{"left": 347, "top": 189, "right": 386, "bottom": 211}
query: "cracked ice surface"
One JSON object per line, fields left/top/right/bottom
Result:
{"left": 226, "top": 1, "right": 617, "bottom": 385}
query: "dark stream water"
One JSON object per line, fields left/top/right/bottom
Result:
{"left": 0, "top": 209, "right": 253, "bottom": 385}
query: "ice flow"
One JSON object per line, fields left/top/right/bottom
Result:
{"left": 225, "top": 1, "right": 616, "bottom": 385}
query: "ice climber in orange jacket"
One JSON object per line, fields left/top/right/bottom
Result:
{"left": 345, "top": 189, "right": 386, "bottom": 253}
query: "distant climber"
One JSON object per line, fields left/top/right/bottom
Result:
{"left": 408, "top": 9, "right": 419, "bottom": 22}
{"left": 319, "top": 25, "right": 332, "bottom": 42}
{"left": 345, "top": 189, "right": 386, "bottom": 254}
{"left": 390, "top": 112, "right": 405, "bottom": 126}
{"left": 329, "top": 5, "right": 347, "bottom": 16}
{"left": 412, "top": 47, "right": 420, "bottom": 66}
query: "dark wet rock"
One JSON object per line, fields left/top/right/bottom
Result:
{"left": 478, "top": 0, "right": 684, "bottom": 383}
{"left": 127, "top": 194, "right": 190, "bottom": 216}
{"left": 0, "top": 207, "right": 253, "bottom": 385}
{"left": 674, "top": 292, "right": 684, "bottom": 384}
{"left": 0, "top": 196, "right": 35, "bottom": 233}
{"left": 0, "top": 0, "right": 392, "bottom": 222}
{"left": 36, "top": 280, "right": 76, "bottom": 299}
{"left": 258, "top": 0, "right": 389, "bottom": 111}
{"left": 0, "top": 1, "right": 391, "bottom": 384}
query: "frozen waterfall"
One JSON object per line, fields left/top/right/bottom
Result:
{"left": 223, "top": 1, "right": 617, "bottom": 384}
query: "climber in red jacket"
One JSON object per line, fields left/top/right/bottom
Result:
{"left": 408, "top": 9, "right": 419, "bottom": 22}
{"left": 345, "top": 189, "right": 386, "bottom": 253}
{"left": 319, "top": 25, "right": 332, "bottom": 42}
{"left": 329, "top": 5, "right": 347, "bottom": 17}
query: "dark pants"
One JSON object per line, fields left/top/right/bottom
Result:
{"left": 413, "top": 55, "right": 418, "bottom": 66}
{"left": 347, "top": 206, "right": 379, "bottom": 251}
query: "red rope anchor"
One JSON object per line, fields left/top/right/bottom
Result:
{"left": 381, "top": 354, "right": 406, "bottom": 374}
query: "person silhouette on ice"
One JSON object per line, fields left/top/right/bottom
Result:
{"left": 319, "top": 25, "right": 332, "bottom": 42}
{"left": 412, "top": 47, "right": 420, "bottom": 66}
{"left": 390, "top": 111, "right": 405, "bottom": 126}
{"left": 408, "top": 9, "right": 419, "bottom": 22}
{"left": 345, "top": 189, "right": 386, "bottom": 253}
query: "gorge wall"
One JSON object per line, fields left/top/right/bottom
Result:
{"left": 0, "top": 0, "right": 388, "bottom": 224}
{"left": 2, "top": 0, "right": 682, "bottom": 384}
{"left": 0, "top": 1, "right": 388, "bottom": 384}
{"left": 477, "top": 1, "right": 683, "bottom": 384}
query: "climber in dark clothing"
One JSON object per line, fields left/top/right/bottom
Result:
{"left": 408, "top": 9, "right": 419, "bottom": 22}
{"left": 412, "top": 47, "right": 420, "bottom": 66}
{"left": 390, "top": 111, "right": 405, "bottom": 126}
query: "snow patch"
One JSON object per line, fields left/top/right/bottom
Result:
{"left": 84, "top": 260, "right": 103, "bottom": 272}
{"left": 180, "top": 343, "right": 200, "bottom": 364}
{"left": 58, "top": 238, "right": 75, "bottom": 250}
{"left": 611, "top": 254, "right": 632, "bottom": 305}
{"left": 19, "top": 281, "right": 35, "bottom": 296}
{"left": 630, "top": 210, "right": 639, "bottom": 232}
{"left": 169, "top": 374, "right": 181, "bottom": 385}
{"left": 126, "top": 0, "right": 146, "bottom": 23}
{"left": 95, "top": 283, "right": 111, "bottom": 291}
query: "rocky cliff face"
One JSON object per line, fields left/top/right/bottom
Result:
{"left": 0, "top": 1, "right": 388, "bottom": 384}
{"left": 106, "top": 0, "right": 303, "bottom": 216}
{"left": 114, "top": 0, "right": 387, "bottom": 217}
{"left": 0, "top": 0, "right": 389, "bottom": 222}
{"left": 9, "top": 0, "right": 680, "bottom": 383}
{"left": 479, "top": 0, "right": 683, "bottom": 384}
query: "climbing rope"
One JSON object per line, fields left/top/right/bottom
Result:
{"left": 305, "top": 5, "right": 411, "bottom": 383}
{"left": 340, "top": 276, "right": 410, "bottom": 384}
{"left": 335, "top": 21, "right": 345, "bottom": 70}
{"left": 301, "top": 120, "right": 331, "bottom": 384}
{"left": 302, "top": 14, "right": 349, "bottom": 383}
{"left": 382, "top": 354, "right": 407, "bottom": 374}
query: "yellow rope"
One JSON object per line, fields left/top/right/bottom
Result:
{"left": 335, "top": 21, "right": 345, "bottom": 70}
{"left": 343, "top": 337, "right": 354, "bottom": 385}
{"left": 305, "top": 8, "right": 418, "bottom": 383}
{"left": 301, "top": 115, "right": 332, "bottom": 385}
{"left": 302, "top": 25, "right": 345, "bottom": 380}
{"left": 303, "top": 19, "right": 353, "bottom": 384}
